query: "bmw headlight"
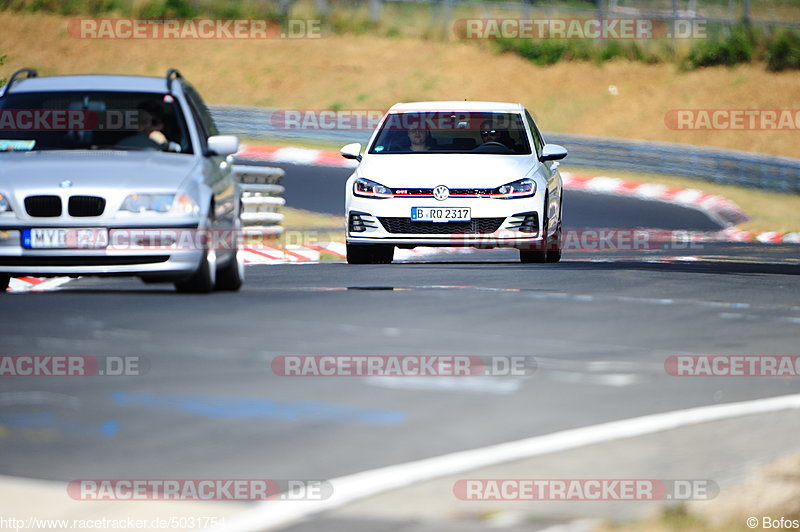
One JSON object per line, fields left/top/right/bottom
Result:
{"left": 353, "top": 178, "right": 392, "bottom": 198}
{"left": 492, "top": 178, "right": 536, "bottom": 199}
{"left": 120, "top": 193, "right": 199, "bottom": 215}
{"left": 171, "top": 193, "right": 201, "bottom": 216}
{"left": 0, "top": 193, "right": 12, "bottom": 213}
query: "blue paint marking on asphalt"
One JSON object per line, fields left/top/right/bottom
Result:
{"left": 110, "top": 392, "right": 405, "bottom": 425}
{"left": 0, "top": 413, "right": 120, "bottom": 437}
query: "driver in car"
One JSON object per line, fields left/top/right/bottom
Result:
{"left": 117, "top": 101, "right": 170, "bottom": 149}
{"left": 479, "top": 119, "right": 520, "bottom": 152}
{"left": 407, "top": 126, "right": 435, "bottom": 152}
{"left": 479, "top": 119, "right": 502, "bottom": 145}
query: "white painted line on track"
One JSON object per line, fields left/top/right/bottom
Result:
{"left": 362, "top": 375, "right": 525, "bottom": 394}
{"left": 211, "top": 393, "right": 800, "bottom": 532}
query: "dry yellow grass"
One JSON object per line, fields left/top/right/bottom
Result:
{"left": 281, "top": 206, "right": 343, "bottom": 229}
{"left": 594, "top": 452, "right": 800, "bottom": 532}
{"left": 279, "top": 207, "right": 345, "bottom": 244}
{"left": 1, "top": 13, "right": 799, "bottom": 158}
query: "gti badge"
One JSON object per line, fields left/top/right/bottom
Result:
{"left": 59, "top": 180, "right": 73, "bottom": 188}
{"left": 433, "top": 185, "right": 449, "bottom": 201}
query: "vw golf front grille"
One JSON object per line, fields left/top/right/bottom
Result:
{"left": 378, "top": 217, "right": 505, "bottom": 234}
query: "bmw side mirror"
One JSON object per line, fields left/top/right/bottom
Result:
{"left": 340, "top": 143, "right": 362, "bottom": 162}
{"left": 540, "top": 144, "right": 568, "bottom": 162}
{"left": 206, "top": 135, "right": 240, "bottom": 157}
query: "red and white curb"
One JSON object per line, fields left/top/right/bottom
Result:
{"left": 238, "top": 144, "right": 356, "bottom": 168}
{"left": 242, "top": 243, "right": 342, "bottom": 264}
{"left": 244, "top": 243, "right": 499, "bottom": 263}
{"left": 560, "top": 172, "right": 750, "bottom": 228}
{"left": 7, "top": 276, "right": 73, "bottom": 293}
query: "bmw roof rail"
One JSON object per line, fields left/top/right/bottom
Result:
{"left": 166, "top": 68, "right": 183, "bottom": 94}
{"left": 0, "top": 68, "right": 39, "bottom": 98}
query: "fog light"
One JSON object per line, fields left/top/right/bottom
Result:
{"left": 509, "top": 212, "right": 539, "bottom": 234}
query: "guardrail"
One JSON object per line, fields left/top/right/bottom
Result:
{"left": 232, "top": 163, "right": 286, "bottom": 234}
{"left": 213, "top": 105, "right": 800, "bottom": 194}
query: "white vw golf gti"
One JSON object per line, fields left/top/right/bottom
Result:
{"left": 341, "top": 101, "right": 567, "bottom": 264}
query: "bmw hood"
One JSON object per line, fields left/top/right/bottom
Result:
{"left": 356, "top": 154, "right": 538, "bottom": 188}
{"left": 0, "top": 151, "right": 201, "bottom": 191}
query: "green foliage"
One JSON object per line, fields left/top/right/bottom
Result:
{"left": 21, "top": 0, "right": 117, "bottom": 15}
{"left": 659, "top": 504, "right": 707, "bottom": 528}
{"left": 137, "top": 0, "right": 197, "bottom": 19}
{"left": 682, "top": 23, "right": 758, "bottom": 69}
{"left": 493, "top": 38, "right": 592, "bottom": 65}
{"left": 0, "top": 52, "right": 6, "bottom": 87}
{"left": 492, "top": 38, "right": 665, "bottom": 66}
{"left": 328, "top": 14, "right": 377, "bottom": 36}
{"left": 765, "top": 28, "right": 800, "bottom": 71}
{"left": 596, "top": 40, "right": 662, "bottom": 64}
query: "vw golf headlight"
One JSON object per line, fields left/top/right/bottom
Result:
{"left": 353, "top": 178, "right": 392, "bottom": 198}
{"left": 492, "top": 178, "right": 536, "bottom": 199}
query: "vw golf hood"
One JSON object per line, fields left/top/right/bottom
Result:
{"left": 356, "top": 153, "right": 539, "bottom": 188}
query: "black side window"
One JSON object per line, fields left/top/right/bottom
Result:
{"left": 184, "top": 85, "right": 219, "bottom": 138}
{"left": 187, "top": 105, "right": 209, "bottom": 153}
{"left": 525, "top": 111, "right": 544, "bottom": 157}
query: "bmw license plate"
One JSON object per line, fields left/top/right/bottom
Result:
{"left": 411, "top": 207, "right": 471, "bottom": 222}
{"left": 22, "top": 228, "right": 109, "bottom": 249}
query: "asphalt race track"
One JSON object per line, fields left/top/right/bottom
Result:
{"left": 1, "top": 163, "right": 799, "bottom": 529}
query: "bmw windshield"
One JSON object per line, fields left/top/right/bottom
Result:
{"left": 368, "top": 111, "right": 531, "bottom": 155}
{"left": 0, "top": 91, "right": 193, "bottom": 154}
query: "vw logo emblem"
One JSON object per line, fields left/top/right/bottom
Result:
{"left": 433, "top": 185, "right": 449, "bottom": 201}
{"left": 59, "top": 180, "right": 73, "bottom": 188}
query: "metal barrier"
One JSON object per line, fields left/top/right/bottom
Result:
{"left": 213, "top": 105, "right": 800, "bottom": 193}
{"left": 232, "top": 164, "right": 286, "bottom": 234}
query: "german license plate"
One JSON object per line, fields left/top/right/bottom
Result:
{"left": 22, "top": 228, "right": 109, "bottom": 249}
{"left": 410, "top": 207, "right": 471, "bottom": 222}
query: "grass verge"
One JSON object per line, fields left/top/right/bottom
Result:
{"left": 594, "top": 452, "right": 800, "bottom": 532}
{"left": 278, "top": 206, "right": 345, "bottom": 246}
